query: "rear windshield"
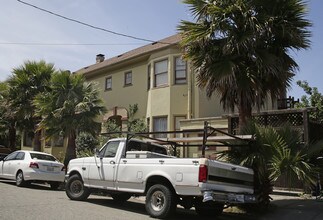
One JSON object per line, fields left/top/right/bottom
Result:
{"left": 30, "top": 153, "right": 56, "bottom": 161}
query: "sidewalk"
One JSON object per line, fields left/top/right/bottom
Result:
{"left": 261, "top": 193, "right": 323, "bottom": 220}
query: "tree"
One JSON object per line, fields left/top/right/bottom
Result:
{"left": 178, "top": 0, "right": 311, "bottom": 130}
{"left": 0, "top": 81, "right": 17, "bottom": 150}
{"left": 102, "top": 104, "right": 147, "bottom": 141}
{"left": 295, "top": 80, "right": 323, "bottom": 123}
{"left": 218, "top": 123, "right": 320, "bottom": 209}
{"left": 34, "top": 71, "right": 106, "bottom": 166}
{"left": 8, "top": 60, "right": 54, "bottom": 151}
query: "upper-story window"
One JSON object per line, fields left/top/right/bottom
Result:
{"left": 175, "top": 57, "right": 187, "bottom": 84}
{"left": 154, "top": 59, "right": 168, "bottom": 87}
{"left": 105, "top": 76, "right": 112, "bottom": 90}
{"left": 124, "top": 71, "right": 132, "bottom": 86}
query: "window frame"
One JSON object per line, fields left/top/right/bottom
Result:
{"left": 153, "top": 116, "right": 168, "bottom": 138}
{"left": 105, "top": 76, "right": 112, "bottom": 91}
{"left": 147, "top": 64, "right": 151, "bottom": 90}
{"left": 154, "top": 59, "right": 168, "bottom": 88}
{"left": 174, "top": 56, "right": 187, "bottom": 85}
{"left": 124, "top": 71, "right": 132, "bottom": 86}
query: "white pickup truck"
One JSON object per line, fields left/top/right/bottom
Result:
{"left": 65, "top": 138, "right": 257, "bottom": 218}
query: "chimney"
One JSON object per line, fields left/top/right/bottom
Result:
{"left": 96, "top": 54, "right": 105, "bottom": 63}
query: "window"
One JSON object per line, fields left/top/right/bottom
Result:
{"left": 124, "top": 71, "right": 132, "bottom": 86}
{"left": 16, "top": 152, "right": 25, "bottom": 160}
{"left": 4, "top": 152, "right": 18, "bottom": 161}
{"left": 105, "top": 76, "right": 112, "bottom": 90}
{"left": 175, "top": 57, "right": 187, "bottom": 84}
{"left": 30, "top": 153, "right": 57, "bottom": 161}
{"left": 147, "top": 64, "right": 151, "bottom": 90}
{"left": 100, "top": 141, "right": 120, "bottom": 158}
{"left": 154, "top": 59, "right": 168, "bottom": 87}
{"left": 153, "top": 117, "right": 167, "bottom": 138}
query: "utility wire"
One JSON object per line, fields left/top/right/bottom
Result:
{"left": 0, "top": 42, "right": 145, "bottom": 46}
{"left": 17, "top": 0, "right": 171, "bottom": 45}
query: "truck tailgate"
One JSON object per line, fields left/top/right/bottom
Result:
{"left": 205, "top": 160, "right": 254, "bottom": 194}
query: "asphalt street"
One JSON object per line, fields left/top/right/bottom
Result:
{"left": 0, "top": 180, "right": 322, "bottom": 220}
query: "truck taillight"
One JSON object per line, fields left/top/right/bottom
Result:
{"left": 29, "top": 162, "right": 39, "bottom": 169}
{"left": 199, "top": 164, "right": 208, "bottom": 182}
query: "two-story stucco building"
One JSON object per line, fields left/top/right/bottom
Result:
{"left": 77, "top": 34, "right": 276, "bottom": 134}
{"left": 21, "top": 34, "right": 278, "bottom": 158}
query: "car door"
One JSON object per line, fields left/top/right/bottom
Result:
{"left": 1, "top": 152, "right": 18, "bottom": 179}
{"left": 88, "top": 141, "right": 120, "bottom": 189}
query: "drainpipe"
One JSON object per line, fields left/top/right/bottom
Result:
{"left": 187, "top": 66, "right": 192, "bottom": 119}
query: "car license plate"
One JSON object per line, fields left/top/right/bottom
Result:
{"left": 47, "top": 166, "right": 54, "bottom": 172}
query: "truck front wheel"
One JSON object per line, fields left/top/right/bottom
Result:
{"left": 66, "top": 174, "right": 90, "bottom": 201}
{"left": 145, "top": 184, "right": 176, "bottom": 219}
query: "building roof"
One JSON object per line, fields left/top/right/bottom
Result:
{"left": 76, "top": 34, "right": 182, "bottom": 76}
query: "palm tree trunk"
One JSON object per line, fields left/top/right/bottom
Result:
{"left": 8, "top": 122, "right": 16, "bottom": 151}
{"left": 33, "top": 130, "right": 41, "bottom": 152}
{"left": 64, "top": 130, "right": 77, "bottom": 166}
{"left": 238, "top": 100, "right": 252, "bottom": 133}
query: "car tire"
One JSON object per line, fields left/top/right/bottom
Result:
{"left": 65, "top": 174, "right": 90, "bottom": 201}
{"left": 16, "top": 171, "right": 26, "bottom": 187}
{"left": 145, "top": 184, "right": 176, "bottom": 219}
{"left": 111, "top": 193, "right": 131, "bottom": 204}
{"left": 50, "top": 182, "right": 61, "bottom": 190}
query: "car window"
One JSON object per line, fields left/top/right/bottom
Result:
{"left": 30, "top": 153, "right": 56, "bottom": 161}
{"left": 100, "top": 141, "right": 120, "bottom": 158}
{"left": 15, "top": 152, "right": 25, "bottom": 160}
{"left": 4, "top": 152, "right": 18, "bottom": 161}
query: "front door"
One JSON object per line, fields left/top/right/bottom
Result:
{"left": 1, "top": 152, "right": 18, "bottom": 179}
{"left": 88, "top": 141, "right": 120, "bottom": 189}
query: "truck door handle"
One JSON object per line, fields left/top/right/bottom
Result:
{"left": 122, "top": 160, "right": 127, "bottom": 163}
{"left": 110, "top": 161, "right": 115, "bottom": 164}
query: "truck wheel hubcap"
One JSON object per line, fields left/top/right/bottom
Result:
{"left": 70, "top": 180, "right": 83, "bottom": 196}
{"left": 151, "top": 191, "right": 165, "bottom": 212}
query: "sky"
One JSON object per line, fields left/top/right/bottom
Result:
{"left": 0, "top": 0, "right": 322, "bottom": 99}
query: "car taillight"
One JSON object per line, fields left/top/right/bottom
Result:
{"left": 199, "top": 164, "right": 208, "bottom": 183}
{"left": 29, "top": 162, "right": 39, "bottom": 169}
{"left": 61, "top": 166, "right": 66, "bottom": 172}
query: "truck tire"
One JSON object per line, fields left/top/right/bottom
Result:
{"left": 65, "top": 174, "right": 90, "bottom": 201}
{"left": 111, "top": 193, "right": 131, "bottom": 204}
{"left": 195, "top": 200, "right": 224, "bottom": 217}
{"left": 145, "top": 184, "right": 176, "bottom": 219}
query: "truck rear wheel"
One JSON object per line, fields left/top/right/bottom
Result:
{"left": 195, "top": 200, "right": 224, "bottom": 217}
{"left": 66, "top": 174, "right": 90, "bottom": 201}
{"left": 145, "top": 184, "right": 176, "bottom": 219}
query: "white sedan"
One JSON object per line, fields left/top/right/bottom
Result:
{"left": 0, "top": 150, "right": 65, "bottom": 189}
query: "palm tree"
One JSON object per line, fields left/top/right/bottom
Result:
{"left": 8, "top": 60, "right": 54, "bottom": 151}
{"left": 178, "top": 0, "right": 311, "bottom": 130}
{"left": 217, "top": 123, "right": 321, "bottom": 208}
{"left": 0, "top": 81, "right": 17, "bottom": 151}
{"left": 34, "top": 71, "right": 106, "bottom": 166}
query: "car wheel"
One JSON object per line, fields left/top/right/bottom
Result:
{"left": 111, "top": 193, "right": 131, "bottom": 204}
{"left": 65, "top": 174, "right": 90, "bottom": 201}
{"left": 145, "top": 184, "right": 176, "bottom": 219}
{"left": 50, "top": 182, "right": 61, "bottom": 190}
{"left": 16, "top": 171, "right": 26, "bottom": 187}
